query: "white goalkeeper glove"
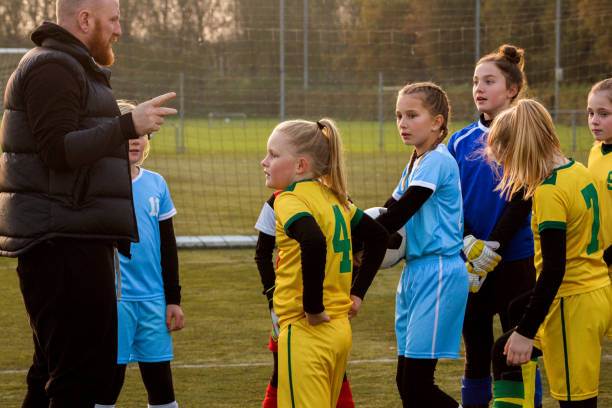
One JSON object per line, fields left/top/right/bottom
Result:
{"left": 270, "top": 308, "right": 280, "bottom": 341}
{"left": 463, "top": 235, "right": 501, "bottom": 275}
{"left": 467, "top": 265, "right": 486, "bottom": 293}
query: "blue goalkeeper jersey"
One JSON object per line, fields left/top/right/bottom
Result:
{"left": 448, "top": 120, "right": 534, "bottom": 262}
{"left": 118, "top": 168, "right": 177, "bottom": 300}
{"left": 392, "top": 144, "right": 464, "bottom": 261}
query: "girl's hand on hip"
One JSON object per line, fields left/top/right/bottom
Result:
{"left": 348, "top": 295, "right": 362, "bottom": 320}
{"left": 305, "top": 311, "right": 331, "bottom": 326}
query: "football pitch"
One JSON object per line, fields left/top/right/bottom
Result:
{"left": 1, "top": 250, "right": 610, "bottom": 407}
{"left": 139, "top": 117, "right": 595, "bottom": 237}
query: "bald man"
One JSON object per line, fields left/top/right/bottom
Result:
{"left": 0, "top": 1, "right": 176, "bottom": 406}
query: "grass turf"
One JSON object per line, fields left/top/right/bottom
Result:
{"left": 1, "top": 250, "right": 610, "bottom": 407}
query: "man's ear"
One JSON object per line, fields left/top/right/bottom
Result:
{"left": 77, "top": 10, "right": 91, "bottom": 33}
{"left": 296, "top": 156, "right": 309, "bottom": 175}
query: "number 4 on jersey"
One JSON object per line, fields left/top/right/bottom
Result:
{"left": 332, "top": 205, "right": 352, "bottom": 273}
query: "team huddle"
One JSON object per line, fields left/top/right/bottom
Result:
{"left": 1, "top": 0, "right": 610, "bottom": 406}
{"left": 254, "top": 45, "right": 612, "bottom": 408}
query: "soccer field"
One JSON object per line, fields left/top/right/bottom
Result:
{"left": 1, "top": 250, "right": 610, "bottom": 407}
{"left": 141, "top": 117, "right": 595, "bottom": 237}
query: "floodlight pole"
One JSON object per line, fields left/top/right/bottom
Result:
{"left": 280, "top": 0, "right": 286, "bottom": 121}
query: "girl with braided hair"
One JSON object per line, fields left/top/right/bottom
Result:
{"left": 375, "top": 82, "right": 468, "bottom": 407}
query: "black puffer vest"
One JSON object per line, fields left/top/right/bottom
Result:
{"left": 0, "top": 23, "right": 138, "bottom": 257}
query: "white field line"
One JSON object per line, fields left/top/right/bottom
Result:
{"left": 2, "top": 356, "right": 612, "bottom": 375}
{"left": 1, "top": 358, "right": 397, "bottom": 375}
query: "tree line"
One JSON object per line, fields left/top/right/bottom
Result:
{"left": 1, "top": 0, "right": 610, "bottom": 121}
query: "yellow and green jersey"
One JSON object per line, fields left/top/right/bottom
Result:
{"left": 532, "top": 159, "right": 609, "bottom": 297}
{"left": 588, "top": 142, "right": 612, "bottom": 272}
{"left": 273, "top": 179, "right": 363, "bottom": 328}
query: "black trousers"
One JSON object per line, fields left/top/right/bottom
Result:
{"left": 17, "top": 239, "right": 117, "bottom": 407}
{"left": 462, "top": 256, "right": 536, "bottom": 379}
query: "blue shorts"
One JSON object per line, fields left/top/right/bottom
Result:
{"left": 395, "top": 254, "right": 469, "bottom": 359}
{"left": 117, "top": 298, "right": 173, "bottom": 364}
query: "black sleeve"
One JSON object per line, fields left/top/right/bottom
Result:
{"left": 375, "top": 186, "right": 433, "bottom": 234}
{"left": 488, "top": 189, "right": 532, "bottom": 250}
{"left": 383, "top": 196, "right": 397, "bottom": 208}
{"left": 159, "top": 218, "right": 181, "bottom": 305}
{"left": 23, "top": 63, "right": 138, "bottom": 170}
{"left": 603, "top": 245, "right": 612, "bottom": 267}
{"left": 287, "top": 216, "right": 327, "bottom": 314}
{"left": 350, "top": 213, "right": 389, "bottom": 299}
{"left": 254, "top": 232, "right": 276, "bottom": 306}
{"left": 516, "top": 228, "right": 566, "bottom": 339}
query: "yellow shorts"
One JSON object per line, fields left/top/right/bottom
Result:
{"left": 534, "top": 284, "right": 612, "bottom": 401}
{"left": 277, "top": 316, "right": 351, "bottom": 408}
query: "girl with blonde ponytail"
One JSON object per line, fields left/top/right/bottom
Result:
{"left": 487, "top": 99, "right": 611, "bottom": 408}
{"left": 260, "top": 118, "right": 388, "bottom": 407}
{"left": 374, "top": 81, "right": 468, "bottom": 407}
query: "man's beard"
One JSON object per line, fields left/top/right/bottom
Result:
{"left": 89, "top": 21, "right": 115, "bottom": 66}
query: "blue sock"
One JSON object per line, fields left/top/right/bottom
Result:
{"left": 534, "top": 367, "right": 542, "bottom": 407}
{"left": 461, "top": 376, "right": 492, "bottom": 406}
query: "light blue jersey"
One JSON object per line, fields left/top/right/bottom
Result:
{"left": 392, "top": 144, "right": 464, "bottom": 261}
{"left": 392, "top": 144, "right": 468, "bottom": 359}
{"left": 118, "top": 168, "right": 177, "bottom": 300}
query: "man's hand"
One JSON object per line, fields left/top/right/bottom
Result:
{"left": 166, "top": 304, "right": 184, "bottom": 332}
{"left": 504, "top": 331, "right": 534, "bottom": 366}
{"left": 348, "top": 295, "right": 362, "bottom": 320}
{"left": 131, "top": 92, "right": 178, "bottom": 136}
{"left": 305, "top": 310, "right": 331, "bottom": 326}
{"left": 463, "top": 235, "right": 502, "bottom": 274}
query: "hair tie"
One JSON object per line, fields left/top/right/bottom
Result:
{"left": 316, "top": 121, "right": 325, "bottom": 130}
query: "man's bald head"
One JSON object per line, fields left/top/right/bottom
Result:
{"left": 56, "top": 0, "right": 94, "bottom": 26}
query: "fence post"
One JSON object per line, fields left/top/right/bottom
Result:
{"left": 554, "top": 0, "right": 562, "bottom": 123}
{"left": 475, "top": 0, "right": 480, "bottom": 63}
{"left": 179, "top": 72, "right": 185, "bottom": 153}
{"left": 378, "top": 71, "right": 383, "bottom": 152}
{"left": 571, "top": 112, "right": 576, "bottom": 152}
{"left": 280, "top": 0, "right": 285, "bottom": 121}
{"left": 303, "top": 0, "right": 308, "bottom": 90}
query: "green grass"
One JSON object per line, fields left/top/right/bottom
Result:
{"left": 1, "top": 251, "right": 610, "bottom": 407}
{"left": 145, "top": 117, "right": 595, "bottom": 236}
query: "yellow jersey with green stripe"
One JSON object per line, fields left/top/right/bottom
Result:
{"left": 273, "top": 179, "right": 362, "bottom": 328}
{"left": 532, "top": 160, "right": 609, "bottom": 297}
{"left": 588, "top": 142, "right": 612, "bottom": 271}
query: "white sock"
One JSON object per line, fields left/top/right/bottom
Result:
{"left": 148, "top": 402, "right": 178, "bottom": 408}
